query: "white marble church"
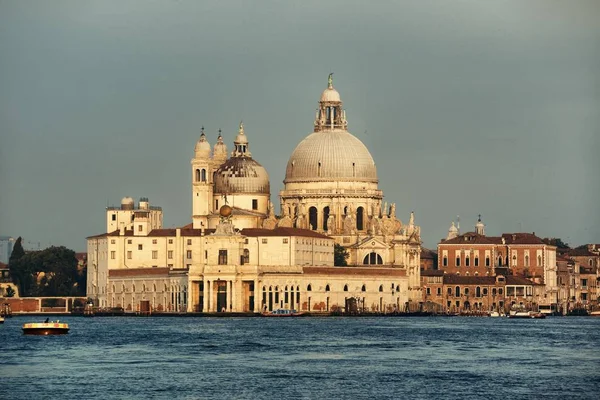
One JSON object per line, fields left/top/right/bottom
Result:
{"left": 87, "top": 76, "right": 422, "bottom": 313}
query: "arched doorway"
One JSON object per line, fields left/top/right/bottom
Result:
{"left": 309, "top": 207, "right": 318, "bottom": 230}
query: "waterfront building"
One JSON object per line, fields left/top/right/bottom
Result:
{"left": 87, "top": 77, "right": 421, "bottom": 313}
{"left": 435, "top": 216, "right": 558, "bottom": 311}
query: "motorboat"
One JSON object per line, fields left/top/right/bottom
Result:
{"left": 508, "top": 310, "right": 545, "bottom": 319}
{"left": 489, "top": 311, "right": 505, "bottom": 317}
{"left": 0, "top": 316, "right": 4, "bottom": 324}
{"left": 589, "top": 310, "right": 600, "bottom": 317}
{"left": 22, "top": 320, "right": 69, "bottom": 335}
{"left": 261, "top": 309, "right": 305, "bottom": 317}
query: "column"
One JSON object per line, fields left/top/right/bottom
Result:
{"left": 254, "top": 279, "right": 260, "bottom": 313}
{"left": 208, "top": 280, "right": 212, "bottom": 312}
{"left": 202, "top": 279, "right": 207, "bottom": 312}
{"left": 231, "top": 279, "right": 237, "bottom": 312}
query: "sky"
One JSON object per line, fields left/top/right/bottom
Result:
{"left": 0, "top": 0, "right": 598, "bottom": 252}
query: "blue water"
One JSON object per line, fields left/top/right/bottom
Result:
{"left": 1, "top": 316, "right": 599, "bottom": 399}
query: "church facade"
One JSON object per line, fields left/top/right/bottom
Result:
{"left": 86, "top": 77, "right": 422, "bottom": 313}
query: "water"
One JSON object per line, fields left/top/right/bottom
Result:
{"left": 1, "top": 316, "right": 599, "bottom": 399}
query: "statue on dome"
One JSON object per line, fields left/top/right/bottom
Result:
{"left": 328, "top": 73, "right": 333, "bottom": 88}
{"left": 390, "top": 203, "right": 396, "bottom": 219}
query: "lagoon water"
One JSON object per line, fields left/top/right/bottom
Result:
{"left": 1, "top": 316, "right": 599, "bottom": 399}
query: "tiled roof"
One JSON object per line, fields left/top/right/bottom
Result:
{"left": 501, "top": 233, "right": 545, "bottom": 245}
{"left": 303, "top": 266, "right": 406, "bottom": 277}
{"left": 241, "top": 227, "right": 332, "bottom": 239}
{"left": 567, "top": 248, "right": 597, "bottom": 257}
{"left": 421, "top": 269, "right": 444, "bottom": 277}
{"left": 441, "top": 232, "right": 501, "bottom": 245}
{"left": 505, "top": 276, "right": 539, "bottom": 285}
{"left": 420, "top": 248, "right": 437, "bottom": 259}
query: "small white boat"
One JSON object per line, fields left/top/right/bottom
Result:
{"left": 489, "top": 311, "right": 504, "bottom": 317}
{"left": 589, "top": 310, "right": 600, "bottom": 317}
{"left": 22, "top": 320, "right": 69, "bottom": 335}
{"left": 0, "top": 316, "right": 4, "bottom": 324}
{"left": 261, "top": 309, "right": 305, "bottom": 317}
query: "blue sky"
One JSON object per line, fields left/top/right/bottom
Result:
{"left": 1, "top": 0, "right": 598, "bottom": 251}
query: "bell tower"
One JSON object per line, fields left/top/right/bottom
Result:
{"left": 191, "top": 127, "right": 213, "bottom": 228}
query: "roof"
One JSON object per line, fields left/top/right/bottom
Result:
{"left": 420, "top": 248, "right": 437, "bottom": 260}
{"left": 0, "top": 261, "right": 8, "bottom": 270}
{"left": 505, "top": 276, "right": 539, "bottom": 285}
{"left": 567, "top": 248, "right": 597, "bottom": 257}
{"left": 421, "top": 269, "right": 444, "bottom": 277}
{"left": 241, "top": 227, "right": 332, "bottom": 239}
{"left": 303, "top": 266, "right": 406, "bottom": 277}
{"left": 441, "top": 232, "right": 501, "bottom": 245}
{"left": 501, "top": 233, "right": 546, "bottom": 245}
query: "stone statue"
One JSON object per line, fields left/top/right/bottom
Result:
{"left": 409, "top": 211, "right": 415, "bottom": 226}
{"left": 383, "top": 202, "right": 388, "bottom": 218}
{"left": 390, "top": 203, "right": 396, "bottom": 219}
{"left": 268, "top": 201, "right": 275, "bottom": 218}
{"left": 328, "top": 72, "right": 333, "bottom": 88}
{"left": 327, "top": 213, "right": 335, "bottom": 234}
{"left": 343, "top": 214, "right": 355, "bottom": 234}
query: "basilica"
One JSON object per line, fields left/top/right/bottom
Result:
{"left": 87, "top": 76, "right": 422, "bottom": 313}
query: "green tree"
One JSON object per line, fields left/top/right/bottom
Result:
{"left": 8, "top": 237, "right": 34, "bottom": 296}
{"left": 334, "top": 244, "right": 349, "bottom": 266}
{"left": 542, "top": 238, "right": 570, "bottom": 249}
{"left": 36, "top": 246, "right": 79, "bottom": 296}
{"left": 6, "top": 286, "right": 15, "bottom": 297}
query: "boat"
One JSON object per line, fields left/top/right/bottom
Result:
{"left": 529, "top": 312, "right": 546, "bottom": 319}
{"left": 508, "top": 310, "right": 545, "bottom": 319}
{"left": 0, "top": 316, "right": 4, "bottom": 324}
{"left": 261, "top": 309, "right": 305, "bottom": 317}
{"left": 22, "top": 320, "right": 70, "bottom": 335}
{"left": 589, "top": 310, "right": 600, "bottom": 317}
{"left": 489, "top": 311, "right": 505, "bottom": 317}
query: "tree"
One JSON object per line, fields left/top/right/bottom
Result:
{"left": 8, "top": 237, "right": 34, "bottom": 296}
{"left": 6, "top": 286, "right": 15, "bottom": 297}
{"left": 334, "top": 244, "right": 349, "bottom": 266}
{"left": 542, "top": 238, "right": 570, "bottom": 249}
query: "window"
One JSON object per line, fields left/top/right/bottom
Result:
{"left": 201, "top": 169, "right": 206, "bottom": 182}
{"left": 195, "top": 169, "right": 200, "bottom": 182}
{"left": 498, "top": 288, "right": 504, "bottom": 295}
{"left": 215, "top": 200, "right": 219, "bottom": 209}
{"left": 127, "top": 251, "right": 132, "bottom": 259}
{"left": 512, "top": 255, "right": 517, "bottom": 266}
{"left": 537, "top": 255, "right": 542, "bottom": 266}
{"left": 447, "top": 287, "right": 452, "bottom": 296}
{"left": 112, "top": 214, "right": 116, "bottom": 221}
{"left": 111, "top": 251, "right": 116, "bottom": 260}
{"left": 252, "top": 199, "right": 258, "bottom": 210}
{"left": 152, "top": 239, "right": 157, "bottom": 244}
{"left": 363, "top": 252, "right": 383, "bottom": 265}
{"left": 465, "top": 257, "right": 470, "bottom": 267}
{"left": 343, "top": 284, "right": 348, "bottom": 292}
{"left": 464, "top": 288, "right": 470, "bottom": 296}
{"left": 152, "top": 251, "right": 158, "bottom": 259}
{"left": 262, "top": 238, "right": 268, "bottom": 244}
{"left": 218, "top": 250, "right": 227, "bottom": 265}
{"left": 361, "top": 284, "right": 366, "bottom": 292}
{"left": 323, "top": 206, "right": 330, "bottom": 231}
{"left": 455, "top": 286, "right": 460, "bottom": 297}
{"left": 356, "top": 207, "right": 364, "bottom": 230}
{"left": 138, "top": 225, "right": 143, "bottom": 232}
{"left": 474, "top": 257, "right": 479, "bottom": 267}
{"left": 443, "top": 256, "right": 448, "bottom": 267}
{"left": 242, "top": 249, "right": 249, "bottom": 264}
{"left": 483, "top": 288, "right": 488, "bottom": 296}
{"left": 186, "top": 250, "right": 192, "bottom": 259}
{"left": 456, "top": 257, "right": 461, "bottom": 267}
{"left": 111, "top": 239, "right": 115, "bottom": 244}
{"left": 307, "top": 284, "right": 312, "bottom": 291}
{"left": 168, "top": 239, "right": 173, "bottom": 244}
{"left": 485, "top": 257, "right": 490, "bottom": 267}
{"left": 325, "top": 284, "right": 330, "bottom": 292}
{"left": 283, "top": 238, "right": 288, "bottom": 244}
{"left": 309, "top": 207, "right": 318, "bottom": 231}
{"left": 437, "top": 288, "right": 442, "bottom": 296}
{"left": 187, "top": 239, "right": 192, "bottom": 245}
{"left": 128, "top": 239, "right": 132, "bottom": 244}
{"left": 426, "top": 287, "right": 431, "bottom": 295}
{"left": 168, "top": 250, "right": 173, "bottom": 259}
{"left": 525, "top": 255, "right": 529, "bottom": 267}
{"left": 379, "top": 285, "right": 384, "bottom": 292}
{"left": 138, "top": 244, "right": 143, "bottom": 250}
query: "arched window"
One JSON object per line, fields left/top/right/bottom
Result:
{"left": 195, "top": 169, "right": 201, "bottom": 182}
{"left": 363, "top": 252, "right": 383, "bottom": 265}
{"left": 447, "top": 287, "right": 452, "bottom": 296}
{"left": 485, "top": 256, "right": 490, "bottom": 267}
{"left": 133, "top": 284, "right": 136, "bottom": 293}
{"left": 512, "top": 255, "right": 517, "bottom": 266}
{"left": 201, "top": 168, "right": 207, "bottom": 182}
{"left": 378, "top": 285, "right": 384, "bottom": 292}
{"left": 498, "top": 288, "right": 504, "bottom": 295}
{"left": 455, "top": 286, "right": 460, "bottom": 297}
{"left": 465, "top": 257, "right": 470, "bottom": 267}
{"left": 361, "top": 284, "right": 366, "bottom": 292}
{"left": 464, "top": 288, "right": 470, "bottom": 296}
{"left": 153, "top": 284, "right": 156, "bottom": 292}
{"left": 492, "top": 288, "right": 497, "bottom": 296}
{"left": 325, "top": 284, "right": 330, "bottom": 292}
{"left": 456, "top": 256, "right": 461, "bottom": 267}
{"left": 474, "top": 257, "right": 479, "bottom": 267}
{"left": 476, "top": 287, "right": 481, "bottom": 297}
{"left": 483, "top": 288, "right": 488, "bottom": 296}
{"left": 307, "top": 284, "right": 312, "bottom": 291}
{"left": 498, "top": 256, "right": 503, "bottom": 266}
{"left": 343, "top": 284, "right": 348, "bottom": 292}
{"left": 356, "top": 207, "right": 364, "bottom": 230}
{"left": 323, "top": 206, "right": 330, "bottom": 231}
{"left": 525, "top": 255, "right": 529, "bottom": 267}
{"left": 443, "top": 256, "right": 448, "bottom": 267}
{"left": 309, "top": 207, "right": 318, "bottom": 231}
{"left": 537, "top": 255, "right": 542, "bottom": 266}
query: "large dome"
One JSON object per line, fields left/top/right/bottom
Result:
{"left": 284, "top": 130, "right": 378, "bottom": 183}
{"left": 214, "top": 157, "right": 270, "bottom": 194}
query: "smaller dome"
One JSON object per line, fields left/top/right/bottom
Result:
{"left": 195, "top": 134, "right": 211, "bottom": 158}
{"left": 219, "top": 204, "right": 232, "bottom": 218}
{"left": 121, "top": 197, "right": 134, "bottom": 205}
{"left": 448, "top": 221, "right": 458, "bottom": 233}
{"left": 214, "top": 158, "right": 270, "bottom": 195}
{"left": 320, "top": 87, "right": 341, "bottom": 103}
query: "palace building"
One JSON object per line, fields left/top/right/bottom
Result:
{"left": 87, "top": 76, "right": 422, "bottom": 313}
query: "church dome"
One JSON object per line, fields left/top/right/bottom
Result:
{"left": 285, "top": 130, "right": 377, "bottom": 183}
{"left": 214, "top": 158, "right": 270, "bottom": 194}
{"left": 320, "top": 86, "right": 341, "bottom": 103}
{"left": 194, "top": 128, "right": 211, "bottom": 158}
{"left": 213, "top": 123, "right": 270, "bottom": 195}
